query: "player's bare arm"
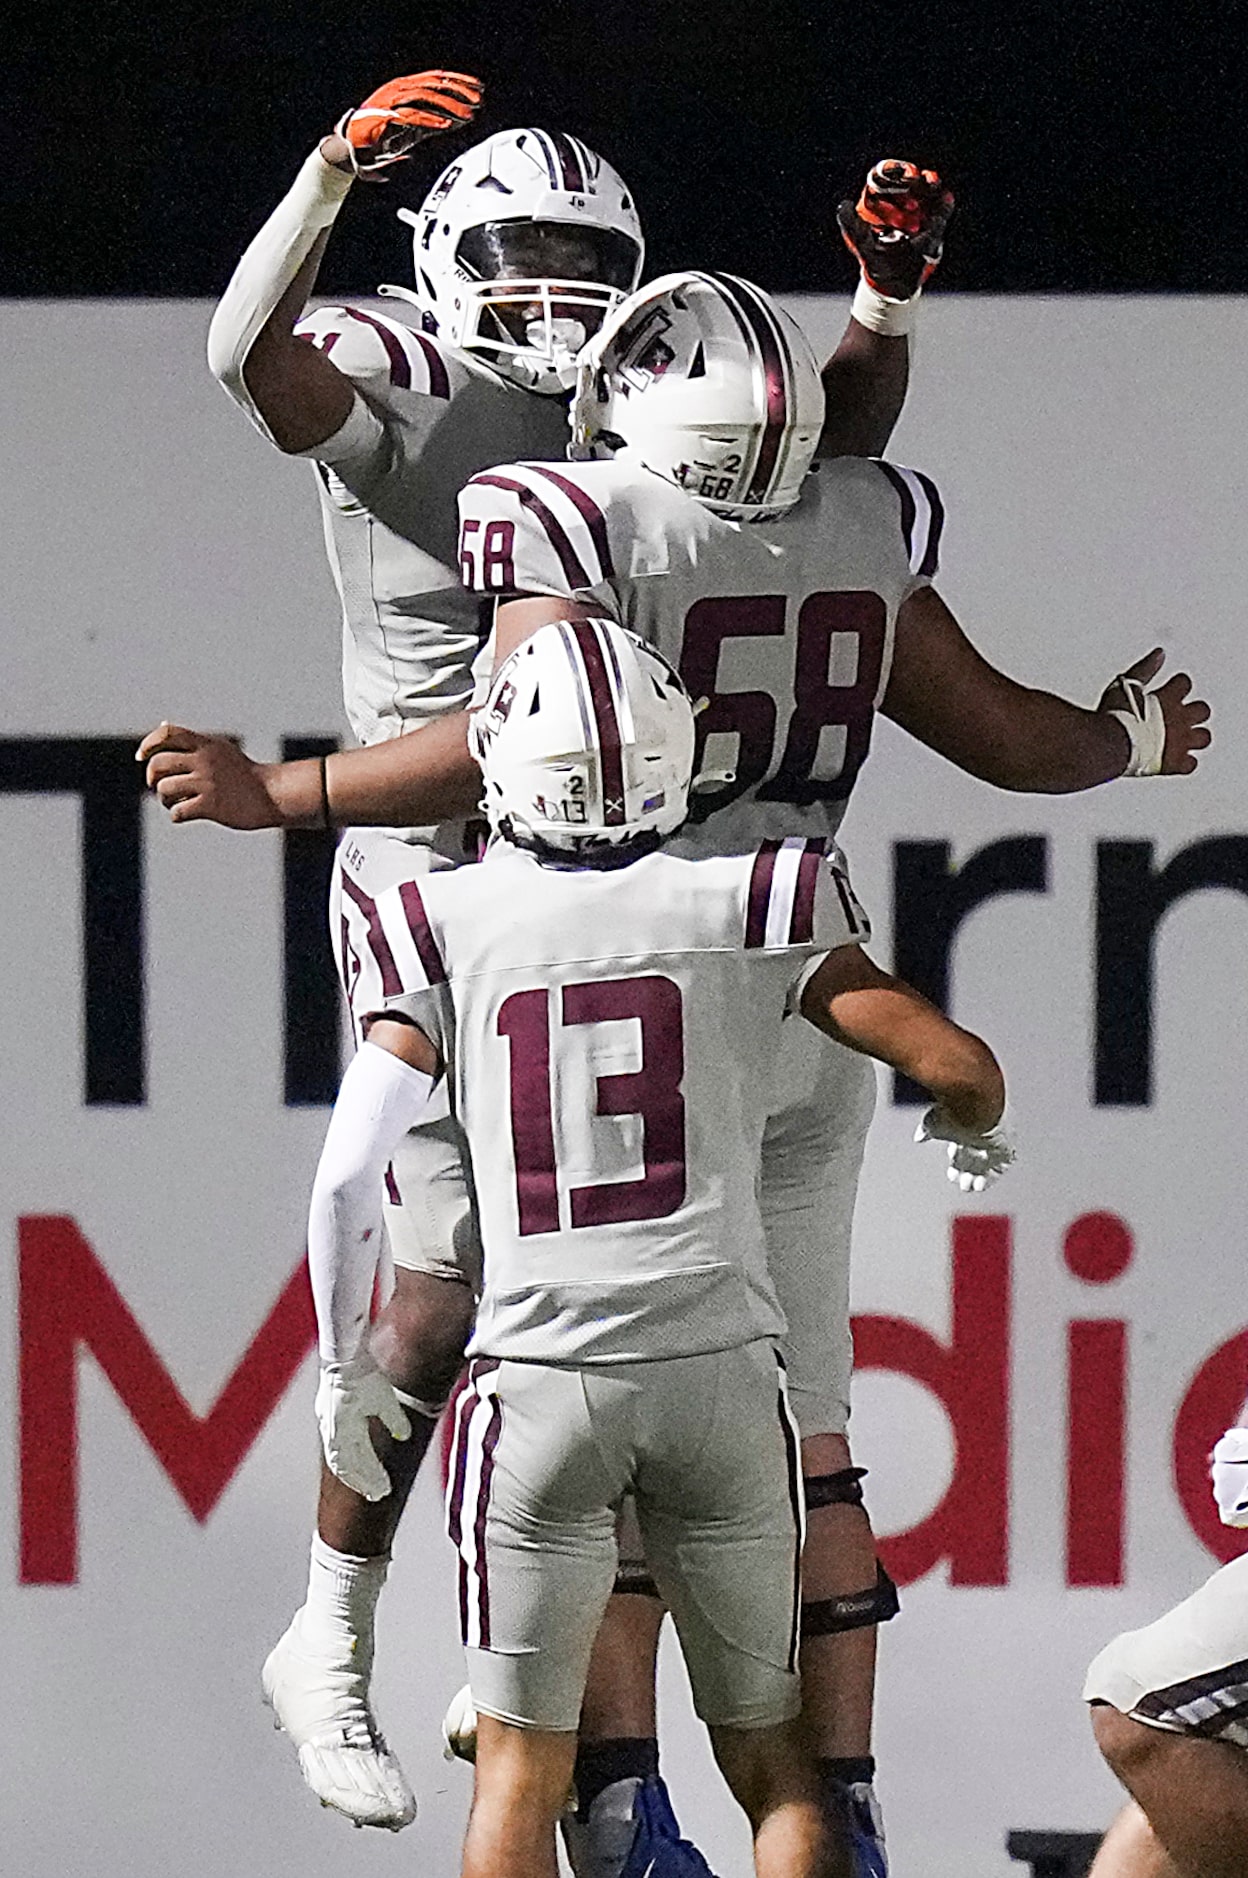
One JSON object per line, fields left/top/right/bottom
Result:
{"left": 138, "top": 712, "right": 481, "bottom": 829}
{"left": 206, "top": 70, "right": 482, "bottom": 453}
{"left": 883, "top": 586, "right": 1212, "bottom": 789}
{"left": 817, "top": 160, "right": 954, "bottom": 459}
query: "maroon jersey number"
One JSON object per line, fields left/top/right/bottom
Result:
{"left": 678, "top": 590, "right": 888, "bottom": 819}
{"left": 497, "top": 974, "right": 687, "bottom": 1236}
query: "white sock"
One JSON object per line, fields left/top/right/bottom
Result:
{"left": 299, "top": 1533, "right": 389, "bottom": 1663}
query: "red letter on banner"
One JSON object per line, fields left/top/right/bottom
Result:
{"left": 18, "top": 1216, "right": 316, "bottom": 1585}
{"left": 852, "top": 1215, "right": 1011, "bottom": 1586}
{"left": 1173, "top": 1329, "right": 1248, "bottom": 1565}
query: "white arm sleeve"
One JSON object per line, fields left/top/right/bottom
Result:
{"left": 205, "top": 144, "right": 354, "bottom": 444}
{"left": 307, "top": 1040, "right": 435, "bottom": 1363}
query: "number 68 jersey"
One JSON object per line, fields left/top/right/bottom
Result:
{"left": 456, "top": 453, "right": 944, "bottom": 853}
{"left": 369, "top": 836, "right": 870, "bottom": 1365}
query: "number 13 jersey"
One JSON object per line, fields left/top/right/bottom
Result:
{"left": 456, "top": 454, "right": 944, "bottom": 853}
{"left": 368, "top": 837, "right": 869, "bottom": 1365}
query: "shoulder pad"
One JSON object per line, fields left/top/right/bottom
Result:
{"left": 294, "top": 305, "right": 456, "bottom": 401}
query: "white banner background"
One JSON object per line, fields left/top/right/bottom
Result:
{"left": 3, "top": 296, "right": 1247, "bottom": 1877}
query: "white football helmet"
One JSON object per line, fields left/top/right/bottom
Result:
{"left": 381, "top": 129, "right": 643, "bottom": 395}
{"left": 470, "top": 619, "right": 695, "bottom": 853}
{"left": 570, "top": 271, "right": 826, "bottom": 519}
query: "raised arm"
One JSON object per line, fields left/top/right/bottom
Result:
{"left": 882, "top": 586, "right": 1212, "bottom": 791}
{"left": 817, "top": 160, "right": 954, "bottom": 459}
{"left": 205, "top": 70, "right": 481, "bottom": 452}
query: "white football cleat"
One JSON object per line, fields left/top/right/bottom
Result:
{"left": 441, "top": 1682, "right": 478, "bottom": 1763}
{"left": 261, "top": 1613, "right": 416, "bottom": 1831}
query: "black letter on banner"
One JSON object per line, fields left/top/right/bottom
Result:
{"left": 891, "top": 837, "right": 1049, "bottom": 1105}
{"left": 282, "top": 736, "right": 341, "bottom": 1106}
{"left": 1096, "top": 836, "right": 1248, "bottom": 1106}
{"left": 0, "top": 738, "right": 146, "bottom": 1104}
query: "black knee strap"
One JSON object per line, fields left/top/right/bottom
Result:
{"left": 613, "top": 1567, "right": 661, "bottom": 1599}
{"left": 802, "top": 1564, "right": 900, "bottom": 1636}
{"left": 804, "top": 1467, "right": 867, "bottom": 1511}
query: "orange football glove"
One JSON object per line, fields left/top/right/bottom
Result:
{"left": 837, "top": 159, "right": 955, "bottom": 299}
{"left": 337, "top": 70, "right": 483, "bottom": 176}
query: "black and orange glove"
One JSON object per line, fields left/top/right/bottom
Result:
{"left": 336, "top": 70, "right": 483, "bottom": 177}
{"left": 837, "top": 159, "right": 955, "bottom": 299}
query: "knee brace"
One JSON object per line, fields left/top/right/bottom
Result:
{"left": 802, "top": 1563, "right": 900, "bottom": 1636}
{"left": 804, "top": 1467, "right": 867, "bottom": 1511}
{"left": 613, "top": 1565, "right": 661, "bottom": 1598}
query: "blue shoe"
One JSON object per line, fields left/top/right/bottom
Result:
{"left": 843, "top": 1780, "right": 888, "bottom": 1878}
{"left": 562, "top": 1774, "right": 719, "bottom": 1878}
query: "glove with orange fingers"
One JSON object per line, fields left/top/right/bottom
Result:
{"left": 838, "top": 159, "right": 955, "bottom": 300}
{"left": 336, "top": 69, "right": 483, "bottom": 177}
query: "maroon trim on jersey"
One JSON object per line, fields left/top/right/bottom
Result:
{"left": 339, "top": 872, "right": 402, "bottom": 997}
{"left": 776, "top": 1371, "right": 804, "bottom": 1675}
{"left": 744, "top": 839, "right": 783, "bottom": 948}
{"left": 828, "top": 858, "right": 865, "bottom": 938}
{"left": 875, "top": 460, "right": 917, "bottom": 564}
{"left": 410, "top": 329, "right": 451, "bottom": 400}
{"left": 469, "top": 474, "right": 593, "bottom": 591}
{"left": 914, "top": 469, "right": 945, "bottom": 576}
{"left": 549, "top": 132, "right": 586, "bottom": 193}
{"left": 711, "top": 274, "right": 790, "bottom": 506}
{"left": 342, "top": 307, "right": 412, "bottom": 389}
{"left": 790, "top": 838, "right": 827, "bottom": 943}
{"left": 398, "top": 879, "right": 447, "bottom": 986}
{"left": 383, "top": 1163, "right": 401, "bottom": 1206}
{"left": 525, "top": 465, "right": 616, "bottom": 581}
{"left": 569, "top": 620, "right": 625, "bottom": 824}
{"left": 447, "top": 1379, "right": 477, "bottom": 1639}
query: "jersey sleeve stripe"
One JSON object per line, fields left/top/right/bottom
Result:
{"left": 876, "top": 460, "right": 917, "bottom": 566}
{"left": 398, "top": 879, "right": 448, "bottom": 985}
{"left": 341, "top": 307, "right": 451, "bottom": 398}
{"left": 913, "top": 468, "right": 945, "bottom": 576}
{"left": 524, "top": 465, "right": 616, "bottom": 581}
{"left": 567, "top": 620, "right": 626, "bottom": 823}
{"left": 744, "top": 839, "right": 783, "bottom": 948}
{"left": 789, "top": 837, "right": 828, "bottom": 943}
{"left": 763, "top": 837, "right": 808, "bottom": 948}
{"left": 828, "top": 858, "right": 868, "bottom": 938}
{"left": 469, "top": 473, "right": 594, "bottom": 590}
{"left": 338, "top": 872, "right": 402, "bottom": 996}
{"left": 342, "top": 307, "right": 412, "bottom": 389}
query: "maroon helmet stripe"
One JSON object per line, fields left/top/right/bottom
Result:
{"left": 550, "top": 132, "right": 585, "bottom": 192}
{"left": 470, "top": 473, "right": 593, "bottom": 589}
{"left": 339, "top": 873, "right": 401, "bottom": 996}
{"left": 914, "top": 469, "right": 945, "bottom": 576}
{"left": 711, "top": 274, "right": 790, "bottom": 505}
{"left": 526, "top": 465, "right": 615, "bottom": 580}
{"left": 789, "top": 838, "right": 827, "bottom": 943}
{"left": 744, "top": 839, "right": 782, "bottom": 948}
{"left": 342, "top": 307, "right": 411, "bottom": 389}
{"left": 569, "top": 620, "right": 626, "bottom": 824}
{"left": 875, "top": 461, "right": 917, "bottom": 563}
{"left": 528, "top": 129, "right": 561, "bottom": 188}
{"left": 398, "top": 879, "right": 447, "bottom": 985}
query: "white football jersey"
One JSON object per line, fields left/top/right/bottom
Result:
{"left": 455, "top": 455, "right": 943, "bottom": 852}
{"left": 291, "top": 305, "right": 570, "bottom": 751}
{"left": 368, "top": 836, "right": 869, "bottom": 1364}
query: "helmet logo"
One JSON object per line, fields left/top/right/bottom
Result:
{"left": 426, "top": 165, "right": 462, "bottom": 207}
{"left": 617, "top": 307, "right": 676, "bottom": 390}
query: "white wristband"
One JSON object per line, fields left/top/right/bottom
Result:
{"left": 851, "top": 278, "right": 919, "bottom": 338}
{"left": 1108, "top": 678, "right": 1167, "bottom": 777}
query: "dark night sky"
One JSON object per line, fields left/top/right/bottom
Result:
{"left": 5, "top": 0, "right": 1243, "bottom": 297}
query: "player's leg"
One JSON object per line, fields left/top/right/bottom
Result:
{"left": 760, "top": 1031, "right": 892, "bottom": 1877}
{"left": 1084, "top": 1554, "right": 1248, "bottom": 1877}
{"left": 452, "top": 1358, "right": 630, "bottom": 1878}
{"left": 1087, "top": 1801, "right": 1182, "bottom": 1877}
{"left": 636, "top": 1340, "right": 850, "bottom": 1878}
{"left": 1092, "top": 1708, "right": 1248, "bottom": 1877}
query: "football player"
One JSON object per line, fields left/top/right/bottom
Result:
{"left": 304, "top": 615, "right": 1014, "bottom": 1878}
{"left": 142, "top": 271, "right": 1210, "bottom": 1877}
{"left": 158, "top": 56, "right": 954, "bottom": 1864}
{"left": 1083, "top": 1429, "right": 1248, "bottom": 1878}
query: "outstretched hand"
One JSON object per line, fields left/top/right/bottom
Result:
{"left": 1098, "top": 648, "right": 1212, "bottom": 777}
{"left": 137, "top": 722, "right": 288, "bottom": 828}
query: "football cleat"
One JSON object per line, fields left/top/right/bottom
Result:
{"left": 562, "top": 1774, "right": 720, "bottom": 1878}
{"left": 838, "top": 159, "right": 955, "bottom": 300}
{"left": 827, "top": 1778, "right": 888, "bottom": 1878}
{"left": 261, "top": 1613, "right": 416, "bottom": 1831}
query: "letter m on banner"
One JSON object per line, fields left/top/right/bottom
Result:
{"left": 18, "top": 1217, "right": 316, "bottom": 1585}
